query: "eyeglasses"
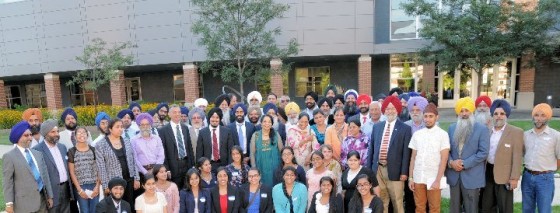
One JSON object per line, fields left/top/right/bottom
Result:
{"left": 357, "top": 183, "right": 371, "bottom": 188}
{"left": 248, "top": 174, "right": 260, "bottom": 178}
{"left": 191, "top": 117, "right": 202, "bottom": 120}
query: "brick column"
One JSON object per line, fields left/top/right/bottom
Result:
{"left": 183, "top": 63, "right": 200, "bottom": 104}
{"left": 358, "top": 55, "right": 372, "bottom": 95}
{"left": 270, "top": 58, "right": 284, "bottom": 96}
{"left": 110, "top": 70, "right": 127, "bottom": 106}
{"left": 44, "top": 73, "right": 63, "bottom": 110}
{"left": 0, "top": 80, "right": 7, "bottom": 108}
{"left": 422, "top": 63, "right": 436, "bottom": 93}
{"left": 518, "top": 54, "right": 535, "bottom": 109}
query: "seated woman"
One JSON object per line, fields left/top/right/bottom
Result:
{"left": 306, "top": 151, "right": 334, "bottom": 207}
{"left": 272, "top": 167, "right": 308, "bottom": 213}
{"left": 273, "top": 147, "right": 307, "bottom": 186}
{"left": 179, "top": 168, "right": 211, "bottom": 213}
{"left": 240, "top": 168, "right": 273, "bottom": 213}
{"left": 210, "top": 167, "right": 243, "bottom": 213}
{"left": 197, "top": 157, "right": 217, "bottom": 190}
{"left": 308, "top": 176, "right": 343, "bottom": 213}
{"left": 225, "top": 146, "right": 250, "bottom": 188}
{"left": 347, "top": 174, "right": 383, "bottom": 213}
{"left": 341, "top": 151, "right": 378, "bottom": 212}
{"left": 135, "top": 174, "right": 168, "bottom": 213}
{"left": 152, "top": 164, "right": 179, "bottom": 213}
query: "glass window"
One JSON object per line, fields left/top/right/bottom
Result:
{"left": 390, "top": 54, "right": 423, "bottom": 92}
{"left": 25, "top": 83, "right": 47, "bottom": 108}
{"left": 391, "top": 0, "right": 441, "bottom": 40}
{"left": 125, "top": 77, "right": 142, "bottom": 102}
{"left": 173, "top": 75, "right": 185, "bottom": 102}
{"left": 0, "top": 0, "right": 26, "bottom": 4}
{"left": 295, "top": 67, "right": 330, "bottom": 97}
{"left": 69, "top": 84, "right": 94, "bottom": 106}
{"left": 5, "top": 85, "right": 22, "bottom": 109}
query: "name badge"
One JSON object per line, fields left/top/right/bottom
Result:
{"left": 292, "top": 197, "right": 297, "bottom": 201}
{"left": 228, "top": 196, "right": 235, "bottom": 201}
{"left": 543, "top": 136, "right": 551, "bottom": 141}
{"left": 364, "top": 208, "right": 372, "bottom": 213}
{"left": 232, "top": 172, "right": 239, "bottom": 176}
{"left": 200, "top": 197, "right": 206, "bottom": 202}
{"left": 504, "top": 144, "right": 511, "bottom": 148}
{"left": 261, "top": 193, "right": 267, "bottom": 198}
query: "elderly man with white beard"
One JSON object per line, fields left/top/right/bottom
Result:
{"left": 284, "top": 102, "right": 301, "bottom": 128}
{"left": 404, "top": 96, "right": 429, "bottom": 134}
{"left": 475, "top": 95, "right": 493, "bottom": 128}
{"left": 130, "top": 113, "right": 164, "bottom": 182}
{"left": 446, "top": 97, "right": 489, "bottom": 213}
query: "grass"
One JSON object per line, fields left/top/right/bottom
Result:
{"left": 0, "top": 159, "right": 4, "bottom": 211}
{"left": 0, "top": 133, "right": 9, "bottom": 146}
{"left": 440, "top": 198, "right": 560, "bottom": 212}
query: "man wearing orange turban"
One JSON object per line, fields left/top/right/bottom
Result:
{"left": 22, "top": 108, "right": 43, "bottom": 147}
{"left": 521, "top": 103, "right": 559, "bottom": 213}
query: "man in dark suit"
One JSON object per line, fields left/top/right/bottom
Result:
{"left": 158, "top": 104, "right": 195, "bottom": 189}
{"left": 446, "top": 97, "right": 489, "bottom": 213}
{"left": 366, "top": 95, "right": 412, "bottom": 213}
{"left": 228, "top": 103, "right": 256, "bottom": 165}
{"left": 96, "top": 177, "right": 132, "bottom": 213}
{"left": 197, "top": 107, "right": 236, "bottom": 171}
{"left": 33, "top": 119, "right": 73, "bottom": 213}
{"left": 3, "top": 121, "right": 53, "bottom": 213}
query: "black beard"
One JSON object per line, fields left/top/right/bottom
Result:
{"left": 343, "top": 105, "right": 358, "bottom": 116}
{"left": 158, "top": 114, "right": 167, "bottom": 121}
{"left": 65, "top": 123, "right": 77, "bottom": 131}
{"left": 236, "top": 115, "right": 244, "bottom": 123}
{"left": 30, "top": 125, "right": 41, "bottom": 135}
{"left": 249, "top": 116, "right": 259, "bottom": 124}
{"left": 306, "top": 102, "right": 316, "bottom": 109}
{"left": 360, "top": 107, "right": 369, "bottom": 114}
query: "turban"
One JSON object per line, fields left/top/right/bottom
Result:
{"left": 490, "top": 99, "right": 511, "bottom": 117}
{"left": 156, "top": 102, "right": 169, "bottom": 111}
{"left": 95, "top": 112, "right": 110, "bottom": 128}
{"left": 247, "top": 106, "right": 262, "bottom": 117}
{"left": 180, "top": 106, "right": 189, "bottom": 115}
{"left": 117, "top": 109, "right": 134, "bottom": 120}
{"left": 40, "top": 119, "right": 58, "bottom": 137}
{"left": 344, "top": 89, "right": 358, "bottom": 101}
{"left": 423, "top": 103, "right": 438, "bottom": 115}
{"left": 22, "top": 108, "right": 43, "bottom": 122}
{"left": 408, "top": 92, "right": 420, "bottom": 97}
{"left": 188, "top": 107, "right": 206, "bottom": 121}
{"left": 128, "top": 102, "right": 141, "bottom": 111}
{"left": 60, "top": 108, "right": 78, "bottom": 121}
{"left": 318, "top": 98, "right": 333, "bottom": 108}
{"left": 333, "top": 94, "right": 345, "bottom": 104}
{"left": 108, "top": 177, "right": 127, "bottom": 189}
{"left": 381, "top": 96, "right": 403, "bottom": 115}
{"left": 475, "top": 95, "right": 492, "bottom": 108}
{"left": 247, "top": 91, "right": 263, "bottom": 103}
{"left": 214, "top": 94, "right": 231, "bottom": 106}
{"left": 357, "top": 94, "right": 372, "bottom": 105}
{"left": 284, "top": 102, "right": 301, "bottom": 114}
{"left": 398, "top": 93, "right": 410, "bottom": 102}
{"left": 407, "top": 96, "right": 429, "bottom": 113}
{"left": 194, "top": 98, "right": 208, "bottom": 108}
{"left": 389, "top": 87, "right": 403, "bottom": 96}
{"left": 374, "top": 93, "right": 387, "bottom": 101}
{"left": 135, "top": 113, "right": 153, "bottom": 125}
{"left": 455, "top": 97, "right": 475, "bottom": 115}
{"left": 263, "top": 103, "right": 278, "bottom": 115}
{"left": 232, "top": 103, "right": 248, "bottom": 115}
{"left": 323, "top": 85, "right": 338, "bottom": 96}
{"left": 304, "top": 91, "right": 318, "bottom": 102}
{"left": 207, "top": 107, "right": 223, "bottom": 122}
{"left": 9, "top": 121, "right": 30, "bottom": 144}
{"left": 532, "top": 103, "right": 553, "bottom": 119}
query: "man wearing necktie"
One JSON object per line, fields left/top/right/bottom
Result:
{"left": 227, "top": 103, "right": 256, "bottom": 165}
{"left": 3, "top": 121, "right": 54, "bottom": 213}
{"left": 158, "top": 105, "right": 194, "bottom": 189}
{"left": 366, "top": 95, "right": 412, "bottom": 213}
{"left": 197, "top": 107, "right": 236, "bottom": 172}
{"left": 349, "top": 94, "right": 372, "bottom": 126}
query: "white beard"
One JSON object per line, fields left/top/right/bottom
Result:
{"left": 474, "top": 110, "right": 491, "bottom": 125}
{"left": 454, "top": 116, "right": 475, "bottom": 146}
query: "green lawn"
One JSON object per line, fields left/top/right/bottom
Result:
{"left": 0, "top": 159, "right": 4, "bottom": 211}
{"left": 0, "top": 133, "right": 8, "bottom": 146}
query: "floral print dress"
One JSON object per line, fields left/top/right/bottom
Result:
{"left": 286, "top": 126, "right": 320, "bottom": 170}
{"left": 340, "top": 132, "right": 370, "bottom": 168}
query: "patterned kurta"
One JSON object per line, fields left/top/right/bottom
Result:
{"left": 286, "top": 126, "right": 320, "bottom": 170}
{"left": 340, "top": 132, "right": 369, "bottom": 168}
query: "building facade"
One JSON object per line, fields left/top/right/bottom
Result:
{"left": 0, "top": 0, "right": 556, "bottom": 110}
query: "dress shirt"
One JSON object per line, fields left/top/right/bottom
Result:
{"left": 360, "top": 114, "right": 370, "bottom": 126}
{"left": 17, "top": 145, "right": 39, "bottom": 172}
{"left": 408, "top": 125, "right": 450, "bottom": 184}
{"left": 487, "top": 124, "right": 506, "bottom": 164}
{"left": 405, "top": 120, "right": 426, "bottom": 135}
{"left": 305, "top": 106, "right": 318, "bottom": 118}
{"left": 210, "top": 126, "right": 221, "bottom": 161}
{"left": 236, "top": 122, "right": 247, "bottom": 154}
{"left": 524, "top": 126, "right": 560, "bottom": 171}
{"left": 131, "top": 135, "right": 165, "bottom": 174}
{"left": 46, "top": 142, "right": 68, "bottom": 183}
{"left": 170, "top": 121, "right": 185, "bottom": 157}
{"left": 113, "top": 198, "right": 121, "bottom": 213}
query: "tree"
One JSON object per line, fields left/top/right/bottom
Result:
{"left": 402, "top": 0, "right": 560, "bottom": 96}
{"left": 68, "top": 38, "right": 135, "bottom": 111}
{"left": 191, "top": 0, "right": 298, "bottom": 102}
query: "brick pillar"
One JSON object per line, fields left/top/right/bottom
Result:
{"left": 0, "top": 80, "right": 7, "bottom": 108}
{"left": 358, "top": 55, "right": 372, "bottom": 95}
{"left": 183, "top": 63, "right": 200, "bottom": 104}
{"left": 422, "top": 63, "right": 436, "bottom": 93}
{"left": 44, "top": 73, "right": 63, "bottom": 110}
{"left": 518, "top": 54, "right": 535, "bottom": 109}
{"left": 110, "top": 70, "right": 127, "bottom": 106}
{"left": 270, "top": 58, "right": 284, "bottom": 97}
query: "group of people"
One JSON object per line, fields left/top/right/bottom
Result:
{"left": 2, "top": 85, "right": 559, "bottom": 213}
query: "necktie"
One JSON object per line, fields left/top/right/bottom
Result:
{"left": 125, "top": 129, "right": 130, "bottom": 141}
{"left": 176, "top": 125, "right": 186, "bottom": 159}
{"left": 212, "top": 128, "right": 220, "bottom": 161}
{"left": 363, "top": 116, "right": 367, "bottom": 124}
{"left": 238, "top": 124, "right": 245, "bottom": 152}
{"left": 379, "top": 123, "right": 391, "bottom": 164}
{"left": 25, "top": 149, "right": 44, "bottom": 191}
{"left": 70, "top": 131, "right": 77, "bottom": 146}
{"left": 116, "top": 203, "right": 120, "bottom": 213}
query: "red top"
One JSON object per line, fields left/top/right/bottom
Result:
{"left": 220, "top": 194, "right": 228, "bottom": 213}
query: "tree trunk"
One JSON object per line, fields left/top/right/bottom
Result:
{"left": 93, "top": 90, "right": 98, "bottom": 114}
{"left": 476, "top": 68, "right": 483, "bottom": 97}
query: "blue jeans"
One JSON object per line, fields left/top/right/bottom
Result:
{"left": 521, "top": 170, "right": 555, "bottom": 213}
{"left": 75, "top": 183, "right": 99, "bottom": 213}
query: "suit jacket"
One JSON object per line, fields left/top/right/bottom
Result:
{"left": 492, "top": 124, "right": 524, "bottom": 184}
{"left": 196, "top": 126, "right": 236, "bottom": 167}
{"left": 446, "top": 122, "right": 489, "bottom": 189}
{"left": 33, "top": 141, "right": 74, "bottom": 206}
{"left": 240, "top": 183, "right": 273, "bottom": 213}
{"left": 366, "top": 120, "right": 412, "bottom": 181}
{"left": 210, "top": 185, "right": 244, "bottom": 213}
{"left": 159, "top": 122, "right": 195, "bottom": 180}
{"left": 188, "top": 126, "right": 200, "bottom": 158}
{"left": 180, "top": 188, "right": 212, "bottom": 213}
{"left": 227, "top": 121, "right": 256, "bottom": 157}
{"left": 95, "top": 195, "right": 132, "bottom": 213}
{"left": 2, "top": 147, "right": 53, "bottom": 213}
